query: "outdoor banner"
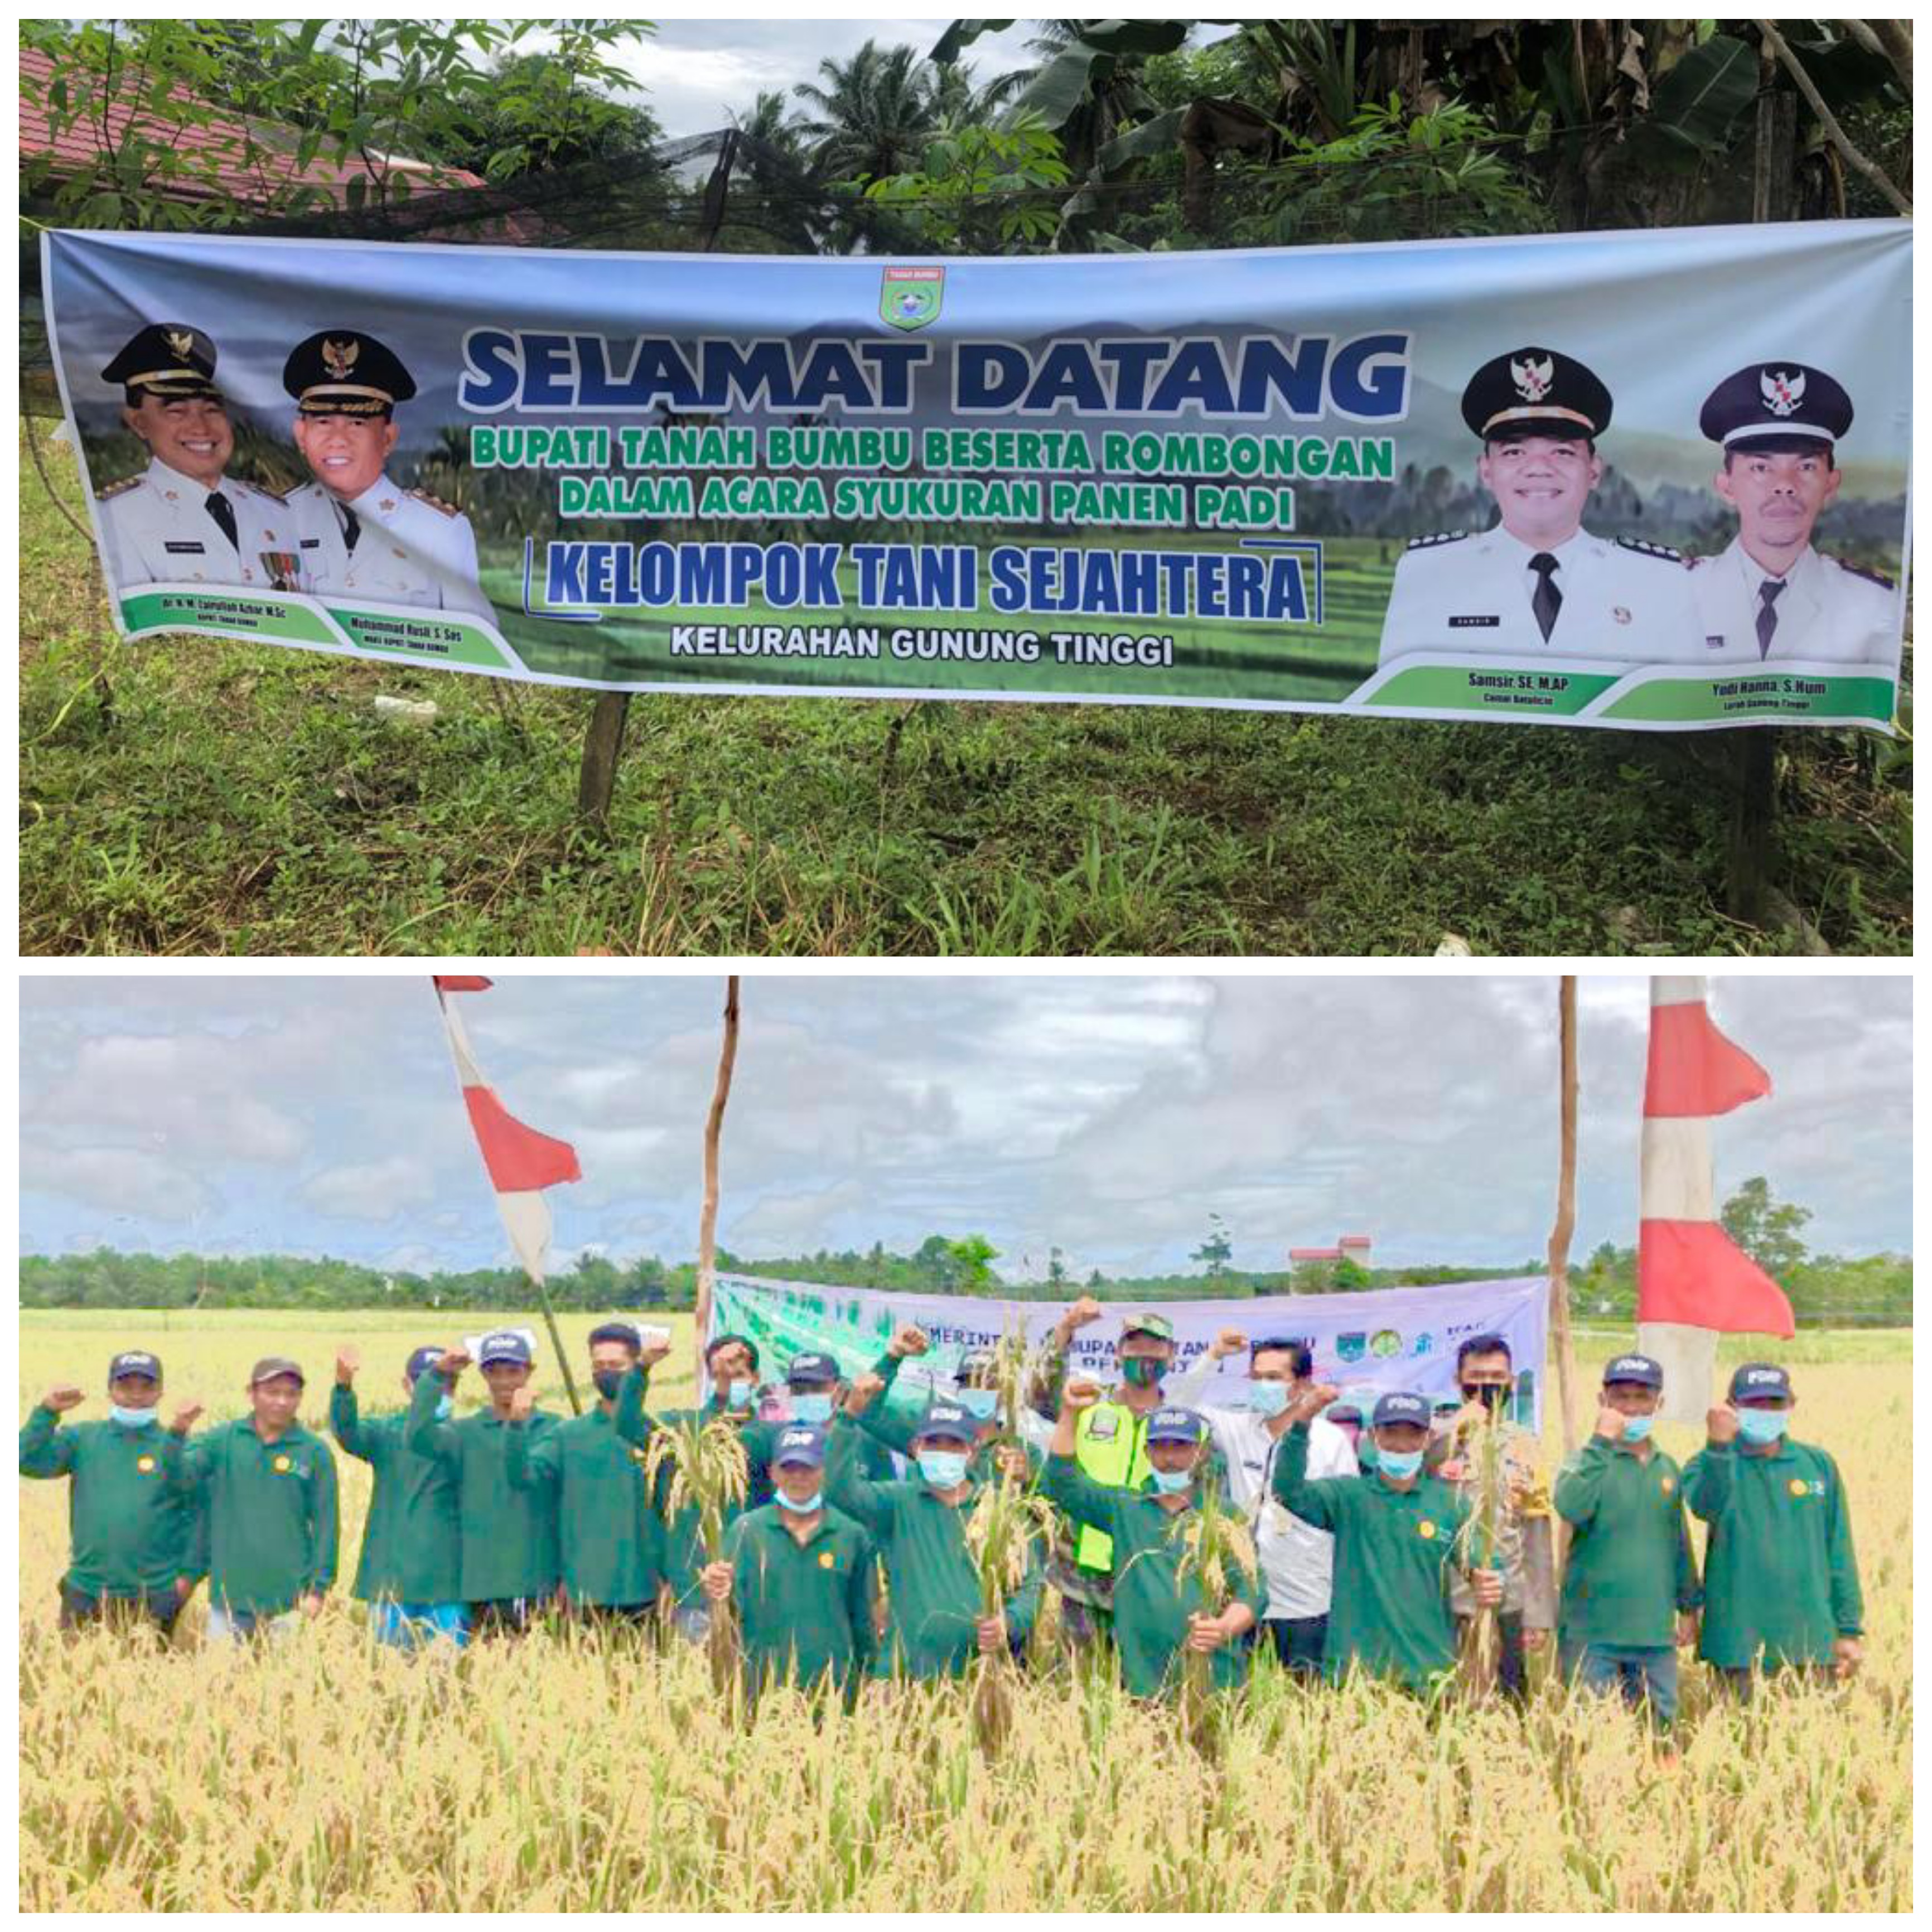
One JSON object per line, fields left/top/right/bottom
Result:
{"left": 708, "top": 1271, "right": 1550, "bottom": 1431}
{"left": 44, "top": 220, "right": 1909, "bottom": 733}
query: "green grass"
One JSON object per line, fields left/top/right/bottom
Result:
{"left": 21, "top": 422, "right": 1912, "bottom": 956}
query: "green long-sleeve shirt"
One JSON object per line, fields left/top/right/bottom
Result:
{"left": 404, "top": 1374, "right": 561, "bottom": 1603}
{"left": 1271, "top": 1421, "right": 1468, "bottom": 1693}
{"left": 1043, "top": 1452, "right": 1262, "bottom": 1699}
{"left": 1683, "top": 1437, "right": 1862, "bottom": 1669}
{"left": 506, "top": 1407, "right": 664, "bottom": 1609}
{"left": 164, "top": 1418, "right": 339, "bottom": 1616}
{"left": 19, "top": 1408, "right": 197, "bottom": 1596}
{"left": 612, "top": 1368, "right": 779, "bottom": 1604}
{"left": 826, "top": 1414, "right": 1041, "bottom": 1679}
{"left": 724, "top": 1501, "right": 877, "bottom": 1698}
{"left": 856, "top": 1356, "right": 1037, "bottom": 1485}
{"left": 1554, "top": 1435, "right": 1701, "bottom": 1649}
{"left": 329, "top": 1384, "right": 463, "bottom": 1605}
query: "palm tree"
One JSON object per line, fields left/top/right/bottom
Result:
{"left": 792, "top": 40, "right": 943, "bottom": 186}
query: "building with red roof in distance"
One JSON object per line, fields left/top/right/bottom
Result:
{"left": 1288, "top": 1234, "right": 1372, "bottom": 1272}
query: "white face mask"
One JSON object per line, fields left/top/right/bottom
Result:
{"left": 111, "top": 1404, "right": 159, "bottom": 1428}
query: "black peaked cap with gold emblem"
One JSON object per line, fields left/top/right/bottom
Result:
{"left": 100, "top": 322, "right": 222, "bottom": 400}
{"left": 1698, "top": 361, "right": 1852, "bottom": 453}
{"left": 1460, "top": 345, "right": 1612, "bottom": 443}
{"left": 282, "top": 330, "right": 418, "bottom": 417}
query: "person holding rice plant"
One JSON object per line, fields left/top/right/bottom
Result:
{"left": 1042, "top": 1389, "right": 1261, "bottom": 1699}
{"left": 19, "top": 1350, "right": 201, "bottom": 1638}
{"left": 404, "top": 1332, "right": 563, "bottom": 1639}
{"left": 699, "top": 1424, "right": 877, "bottom": 1703}
{"left": 504, "top": 1324, "right": 675, "bottom": 1630}
{"left": 1165, "top": 1328, "right": 1357, "bottom": 1679}
{"left": 161, "top": 1356, "right": 339, "bottom": 1642}
{"left": 1424, "top": 1334, "right": 1556, "bottom": 1701}
{"left": 1683, "top": 1363, "right": 1863, "bottom": 1696}
{"left": 1029, "top": 1298, "right": 1181, "bottom": 1648}
{"left": 330, "top": 1342, "right": 467, "bottom": 1651}
{"left": 1264, "top": 1384, "right": 1502, "bottom": 1696}
{"left": 847, "top": 1329, "right": 1043, "bottom": 1484}
{"left": 825, "top": 1394, "right": 1044, "bottom": 1678}
{"left": 1553, "top": 1354, "right": 1701, "bottom": 1736}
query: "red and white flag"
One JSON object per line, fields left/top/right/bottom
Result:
{"left": 1637, "top": 975, "right": 1792, "bottom": 1421}
{"left": 433, "top": 976, "right": 580, "bottom": 1283}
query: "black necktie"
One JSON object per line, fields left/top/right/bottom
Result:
{"left": 1756, "top": 578, "right": 1786, "bottom": 657}
{"left": 204, "top": 490, "right": 239, "bottom": 552}
{"left": 338, "top": 503, "right": 361, "bottom": 555}
{"left": 1528, "top": 552, "right": 1562, "bottom": 643}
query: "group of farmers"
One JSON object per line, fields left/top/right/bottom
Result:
{"left": 21, "top": 1297, "right": 1863, "bottom": 1735}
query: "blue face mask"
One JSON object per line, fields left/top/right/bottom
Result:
{"left": 1248, "top": 1380, "right": 1291, "bottom": 1418}
{"left": 780, "top": 1486, "right": 823, "bottom": 1514}
{"left": 1621, "top": 1414, "right": 1655, "bottom": 1443}
{"left": 110, "top": 1404, "right": 158, "bottom": 1428}
{"left": 789, "top": 1392, "right": 834, "bottom": 1425}
{"left": 1151, "top": 1467, "right": 1194, "bottom": 1494}
{"left": 1736, "top": 1406, "right": 1790, "bottom": 1446}
{"left": 725, "top": 1379, "right": 756, "bottom": 1411}
{"left": 917, "top": 1449, "right": 970, "bottom": 1489}
{"left": 1376, "top": 1447, "right": 1424, "bottom": 1480}
{"left": 435, "top": 1395, "right": 454, "bottom": 1421}
{"left": 957, "top": 1387, "right": 998, "bottom": 1422}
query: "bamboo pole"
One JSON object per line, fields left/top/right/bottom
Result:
{"left": 693, "top": 975, "right": 743, "bottom": 1394}
{"left": 1545, "top": 974, "right": 1581, "bottom": 1458}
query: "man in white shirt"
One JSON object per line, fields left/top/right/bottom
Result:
{"left": 1165, "top": 1327, "right": 1357, "bottom": 1677}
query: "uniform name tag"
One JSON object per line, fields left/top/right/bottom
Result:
{"left": 164, "top": 541, "right": 207, "bottom": 554}
{"left": 300, "top": 538, "right": 322, "bottom": 549}
{"left": 1450, "top": 615, "right": 1500, "bottom": 627}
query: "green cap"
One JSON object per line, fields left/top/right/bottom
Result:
{"left": 1120, "top": 1311, "right": 1175, "bottom": 1342}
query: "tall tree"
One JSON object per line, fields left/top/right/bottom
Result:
{"left": 1721, "top": 1176, "right": 1814, "bottom": 1282}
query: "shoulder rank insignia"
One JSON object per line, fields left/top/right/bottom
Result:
{"left": 1830, "top": 556, "right": 1895, "bottom": 591}
{"left": 407, "top": 487, "right": 460, "bottom": 518}
{"left": 1406, "top": 529, "right": 1468, "bottom": 550}
{"left": 95, "top": 475, "right": 144, "bottom": 501}
{"left": 1616, "top": 536, "right": 1683, "bottom": 562}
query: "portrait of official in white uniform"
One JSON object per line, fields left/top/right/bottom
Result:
{"left": 1687, "top": 362, "right": 1898, "bottom": 667}
{"left": 279, "top": 329, "right": 496, "bottom": 625}
{"left": 1376, "top": 346, "right": 1704, "bottom": 670}
{"left": 91, "top": 323, "right": 294, "bottom": 595}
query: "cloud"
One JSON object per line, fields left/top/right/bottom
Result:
{"left": 21, "top": 1143, "right": 213, "bottom": 1224}
{"left": 300, "top": 1156, "right": 437, "bottom": 1221}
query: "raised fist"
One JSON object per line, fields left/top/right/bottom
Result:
{"left": 508, "top": 1384, "right": 535, "bottom": 1423}
{"left": 41, "top": 1385, "right": 85, "bottom": 1414}
{"left": 846, "top": 1371, "right": 887, "bottom": 1414}
{"left": 1058, "top": 1296, "right": 1105, "bottom": 1339}
{"left": 1705, "top": 1405, "right": 1740, "bottom": 1446}
{"left": 887, "top": 1324, "right": 930, "bottom": 1360}
{"left": 436, "top": 1347, "right": 472, "bottom": 1378}
{"left": 1302, "top": 1382, "right": 1342, "bottom": 1417}
{"left": 169, "top": 1400, "right": 204, "bottom": 1435}
{"left": 1593, "top": 1401, "right": 1628, "bottom": 1443}
{"left": 1062, "top": 1378, "right": 1105, "bottom": 1412}
{"left": 1208, "top": 1328, "right": 1248, "bottom": 1363}
{"left": 637, "top": 1336, "right": 672, "bottom": 1370}
{"left": 335, "top": 1346, "right": 360, "bottom": 1386}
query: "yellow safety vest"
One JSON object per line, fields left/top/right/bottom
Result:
{"left": 1071, "top": 1395, "right": 1154, "bottom": 1572}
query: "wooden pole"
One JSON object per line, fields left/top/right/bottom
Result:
{"left": 1545, "top": 974, "right": 1581, "bottom": 1458}
{"left": 1726, "top": 59, "right": 1798, "bottom": 928}
{"left": 692, "top": 975, "right": 742, "bottom": 1393}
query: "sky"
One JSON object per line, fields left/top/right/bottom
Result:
{"left": 17, "top": 973, "right": 1911, "bottom": 1282}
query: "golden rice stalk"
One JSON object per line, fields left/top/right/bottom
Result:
{"left": 960, "top": 1469, "right": 1057, "bottom": 1757}
{"left": 1171, "top": 1474, "right": 1259, "bottom": 1757}
{"left": 988, "top": 1319, "right": 1051, "bottom": 1444}
{"left": 644, "top": 1414, "right": 751, "bottom": 1696}
{"left": 1451, "top": 1407, "right": 1512, "bottom": 1704}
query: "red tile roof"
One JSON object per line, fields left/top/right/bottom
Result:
{"left": 20, "top": 45, "right": 499, "bottom": 212}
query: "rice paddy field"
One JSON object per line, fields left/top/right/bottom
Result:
{"left": 17, "top": 1310, "right": 1912, "bottom": 1911}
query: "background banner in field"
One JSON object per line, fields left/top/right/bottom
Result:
{"left": 709, "top": 1272, "right": 1549, "bottom": 1429}
{"left": 46, "top": 221, "right": 1909, "bottom": 733}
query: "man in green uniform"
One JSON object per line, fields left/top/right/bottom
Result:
{"left": 405, "top": 1330, "right": 562, "bottom": 1637}
{"left": 505, "top": 1322, "right": 674, "bottom": 1629}
{"left": 613, "top": 1332, "right": 783, "bottom": 1643}
{"left": 826, "top": 1396, "right": 1042, "bottom": 1677}
{"left": 1553, "top": 1353, "right": 1701, "bottom": 1733}
{"left": 1030, "top": 1298, "right": 1180, "bottom": 1646}
{"left": 163, "top": 1356, "right": 339, "bottom": 1641}
{"left": 1266, "top": 1385, "right": 1499, "bottom": 1695}
{"left": 330, "top": 1342, "right": 466, "bottom": 1650}
{"left": 699, "top": 1424, "right": 877, "bottom": 1703}
{"left": 855, "top": 1326, "right": 1045, "bottom": 1481}
{"left": 1044, "top": 1392, "right": 1262, "bottom": 1699}
{"left": 19, "top": 1349, "right": 197, "bottom": 1636}
{"left": 1684, "top": 1362, "right": 1863, "bottom": 1696}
